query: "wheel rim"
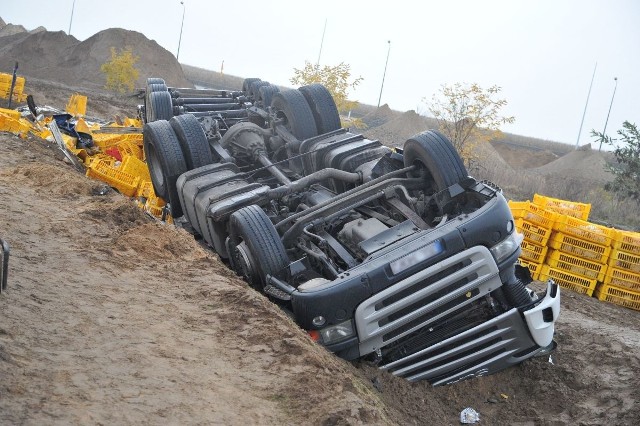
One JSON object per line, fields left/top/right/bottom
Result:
{"left": 234, "top": 241, "right": 260, "bottom": 287}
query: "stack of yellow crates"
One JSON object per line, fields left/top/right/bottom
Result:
{"left": 0, "top": 72, "right": 27, "bottom": 103}
{"left": 595, "top": 230, "right": 640, "bottom": 310}
{"left": 508, "top": 201, "right": 557, "bottom": 280}
{"left": 542, "top": 214, "right": 613, "bottom": 296}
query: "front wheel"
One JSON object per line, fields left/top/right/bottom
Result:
{"left": 403, "top": 130, "right": 468, "bottom": 192}
{"left": 228, "top": 205, "right": 289, "bottom": 290}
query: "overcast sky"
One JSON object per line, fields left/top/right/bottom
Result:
{"left": 3, "top": 0, "right": 639, "bottom": 146}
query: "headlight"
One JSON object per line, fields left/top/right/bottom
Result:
{"left": 490, "top": 232, "right": 523, "bottom": 263}
{"left": 319, "top": 320, "right": 355, "bottom": 345}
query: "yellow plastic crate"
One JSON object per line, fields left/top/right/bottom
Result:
{"left": 116, "top": 140, "right": 144, "bottom": 160}
{"left": 546, "top": 249, "right": 607, "bottom": 281}
{"left": 532, "top": 194, "right": 591, "bottom": 221}
{"left": 518, "top": 259, "right": 542, "bottom": 280}
{"left": 539, "top": 265, "right": 598, "bottom": 296}
{"left": 86, "top": 159, "right": 140, "bottom": 197}
{"left": 608, "top": 249, "right": 640, "bottom": 274}
{"left": 508, "top": 201, "right": 557, "bottom": 228}
{"left": 515, "top": 218, "right": 552, "bottom": 246}
{"left": 552, "top": 215, "right": 614, "bottom": 246}
{"left": 611, "top": 230, "right": 640, "bottom": 256}
{"left": 92, "top": 133, "right": 143, "bottom": 150}
{"left": 548, "top": 232, "right": 611, "bottom": 263}
{"left": 520, "top": 240, "right": 548, "bottom": 263}
{"left": 595, "top": 284, "right": 640, "bottom": 311}
{"left": 120, "top": 155, "right": 151, "bottom": 182}
{"left": 603, "top": 267, "right": 640, "bottom": 292}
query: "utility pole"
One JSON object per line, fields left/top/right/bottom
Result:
{"left": 377, "top": 40, "right": 391, "bottom": 108}
{"left": 176, "top": 1, "right": 186, "bottom": 61}
{"left": 575, "top": 62, "right": 597, "bottom": 149}
{"left": 316, "top": 18, "right": 328, "bottom": 71}
{"left": 68, "top": 0, "right": 76, "bottom": 36}
{"left": 599, "top": 77, "right": 618, "bottom": 152}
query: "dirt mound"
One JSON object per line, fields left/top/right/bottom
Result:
{"left": 530, "top": 147, "right": 613, "bottom": 183}
{"left": 490, "top": 140, "right": 559, "bottom": 169}
{"left": 65, "top": 28, "right": 191, "bottom": 88}
{"left": 364, "top": 109, "right": 435, "bottom": 146}
{"left": 0, "top": 23, "right": 190, "bottom": 89}
{"left": 361, "top": 103, "right": 398, "bottom": 129}
{"left": 0, "top": 22, "right": 27, "bottom": 38}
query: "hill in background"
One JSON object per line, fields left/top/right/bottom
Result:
{"left": 0, "top": 19, "right": 190, "bottom": 89}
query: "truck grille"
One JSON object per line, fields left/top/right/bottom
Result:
{"left": 355, "top": 245, "right": 502, "bottom": 357}
{"left": 380, "top": 309, "right": 535, "bottom": 385}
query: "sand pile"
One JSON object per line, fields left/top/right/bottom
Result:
{"left": 361, "top": 103, "right": 397, "bottom": 129}
{"left": 530, "top": 146, "right": 613, "bottom": 183}
{"left": 0, "top": 19, "right": 190, "bottom": 89}
{"left": 364, "top": 109, "right": 436, "bottom": 146}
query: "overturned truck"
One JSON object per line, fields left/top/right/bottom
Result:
{"left": 141, "top": 77, "right": 559, "bottom": 385}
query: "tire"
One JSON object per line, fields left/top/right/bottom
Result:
{"left": 257, "top": 85, "right": 280, "bottom": 108}
{"left": 143, "top": 120, "right": 188, "bottom": 217}
{"left": 229, "top": 205, "right": 289, "bottom": 290}
{"left": 270, "top": 90, "right": 318, "bottom": 141}
{"left": 147, "top": 83, "right": 168, "bottom": 93}
{"left": 242, "top": 78, "right": 261, "bottom": 93}
{"left": 403, "top": 130, "right": 468, "bottom": 192}
{"left": 169, "top": 114, "right": 213, "bottom": 170}
{"left": 248, "top": 80, "right": 270, "bottom": 99}
{"left": 148, "top": 91, "right": 173, "bottom": 122}
{"left": 147, "top": 77, "right": 166, "bottom": 86}
{"left": 298, "top": 84, "right": 341, "bottom": 134}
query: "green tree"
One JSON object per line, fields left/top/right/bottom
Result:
{"left": 291, "top": 61, "right": 364, "bottom": 127}
{"left": 100, "top": 46, "right": 140, "bottom": 94}
{"left": 424, "top": 83, "right": 515, "bottom": 166}
{"left": 592, "top": 121, "right": 640, "bottom": 203}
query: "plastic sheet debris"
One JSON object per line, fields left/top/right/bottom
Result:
{"left": 460, "top": 407, "right": 480, "bottom": 424}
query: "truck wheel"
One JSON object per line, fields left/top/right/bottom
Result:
{"left": 147, "top": 77, "right": 166, "bottom": 86}
{"left": 169, "top": 114, "right": 213, "bottom": 170}
{"left": 403, "top": 130, "right": 468, "bottom": 192}
{"left": 271, "top": 90, "right": 318, "bottom": 141}
{"left": 257, "top": 85, "right": 279, "bottom": 108}
{"left": 298, "top": 84, "right": 341, "bottom": 134}
{"left": 147, "top": 83, "right": 168, "bottom": 93}
{"left": 148, "top": 91, "right": 173, "bottom": 122}
{"left": 143, "top": 120, "right": 188, "bottom": 217}
{"left": 242, "top": 78, "right": 261, "bottom": 93}
{"left": 248, "top": 80, "right": 270, "bottom": 99}
{"left": 229, "top": 205, "right": 289, "bottom": 290}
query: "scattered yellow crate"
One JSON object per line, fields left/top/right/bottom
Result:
{"left": 92, "top": 133, "right": 143, "bottom": 150}
{"left": 595, "top": 284, "right": 640, "bottom": 311}
{"left": 86, "top": 158, "right": 140, "bottom": 197}
{"left": 548, "top": 232, "right": 611, "bottom": 263}
{"left": 604, "top": 267, "right": 640, "bottom": 292}
{"left": 532, "top": 194, "right": 591, "bottom": 221}
{"left": 552, "top": 215, "right": 614, "bottom": 246}
{"left": 539, "top": 265, "right": 598, "bottom": 296}
{"left": 515, "top": 218, "right": 552, "bottom": 246}
{"left": 120, "top": 155, "right": 151, "bottom": 182}
{"left": 546, "top": 249, "right": 607, "bottom": 281}
{"left": 518, "top": 259, "right": 541, "bottom": 280}
{"left": 509, "top": 201, "right": 557, "bottom": 228}
{"left": 608, "top": 249, "right": 640, "bottom": 274}
{"left": 116, "top": 140, "right": 144, "bottom": 160}
{"left": 520, "top": 240, "right": 548, "bottom": 263}
{"left": 611, "top": 230, "right": 640, "bottom": 256}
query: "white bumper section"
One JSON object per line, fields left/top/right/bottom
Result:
{"left": 523, "top": 280, "right": 561, "bottom": 347}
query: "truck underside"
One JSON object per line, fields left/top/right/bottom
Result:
{"left": 140, "top": 78, "right": 560, "bottom": 384}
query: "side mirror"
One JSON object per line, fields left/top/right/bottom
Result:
{"left": 0, "top": 238, "right": 9, "bottom": 293}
